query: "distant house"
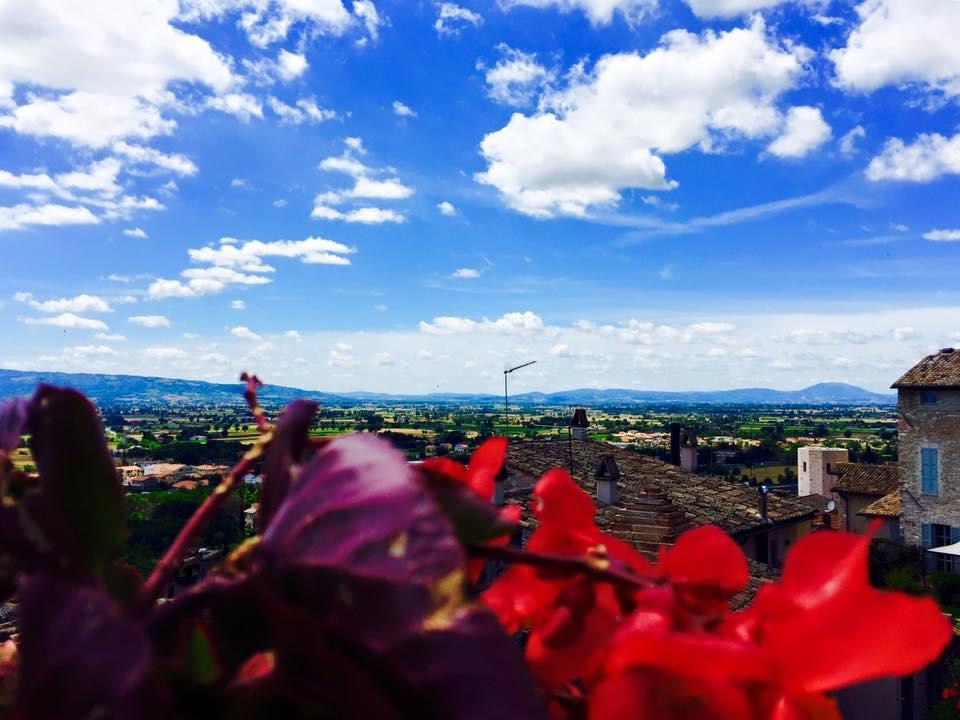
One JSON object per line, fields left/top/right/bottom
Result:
{"left": 893, "top": 347, "right": 960, "bottom": 571}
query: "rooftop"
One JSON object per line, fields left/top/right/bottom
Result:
{"left": 893, "top": 348, "right": 960, "bottom": 389}
{"left": 505, "top": 439, "right": 816, "bottom": 545}
{"left": 859, "top": 490, "right": 901, "bottom": 519}
{"left": 831, "top": 463, "right": 899, "bottom": 497}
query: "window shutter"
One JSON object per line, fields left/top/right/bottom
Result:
{"left": 922, "top": 448, "right": 940, "bottom": 494}
{"left": 922, "top": 523, "right": 932, "bottom": 549}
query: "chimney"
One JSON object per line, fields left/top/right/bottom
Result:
{"left": 669, "top": 423, "right": 681, "bottom": 465}
{"left": 493, "top": 466, "right": 506, "bottom": 507}
{"left": 570, "top": 408, "right": 589, "bottom": 441}
{"left": 757, "top": 484, "right": 770, "bottom": 523}
{"left": 595, "top": 456, "right": 620, "bottom": 506}
{"left": 679, "top": 428, "right": 698, "bottom": 473}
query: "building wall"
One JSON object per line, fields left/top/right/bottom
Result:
{"left": 744, "top": 520, "right": 812, "bottom": 568}
{"left": 838, "top": 493, "right": 875, "bottom": 534}
{"left": 899, "top": 388, "right": 960, "bottom": 546}
{"left": 797, "top": 446, "right": 849, "bottom": 497}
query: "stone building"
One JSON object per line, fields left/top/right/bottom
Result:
{"left": 830, "top": 462, "right": 899, "bottom": 535}
{"left": 894, "top": 347, "right": 960, "bottom": 570}
{"left": 797, "top": 446, "right": 848, "bottom": 496}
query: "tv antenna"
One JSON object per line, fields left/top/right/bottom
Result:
{"left": 504, "top": 360, "right": 537, "bottom": 423}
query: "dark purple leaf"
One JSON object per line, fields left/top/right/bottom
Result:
{"left": 26, "top": 385, "right": 126, "bottom": 578}
{"left": 18, "top": 574, "right": 153, "bottom": 720}
{"left": 258, "top": 399, "right": 318, "bottom": 532}
{"left": 0, "top": 398, "right": 27, "bottom": 453}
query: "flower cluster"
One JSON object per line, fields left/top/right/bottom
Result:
{"left": 0, "top": 384, "right": 954, "bottom": 720}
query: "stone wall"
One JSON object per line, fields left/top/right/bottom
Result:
{"left": 797, "top": 446, "right": 848, "bottom": 496}
{"left": 899, "top": 388, "right": 960, "bottom": 545}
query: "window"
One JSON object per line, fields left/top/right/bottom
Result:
{"left": 802, "top": 461, "right": 807, "bottom": 472}
{"left": 922, "top": 390, "right": 939, "bottom": 405}
{"left": 921, "top": 447, "right": 939, "bottom": 494}
{"left": 928, "top": 524, "right": 959, "bottom": 572}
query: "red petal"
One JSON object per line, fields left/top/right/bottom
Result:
{"left": 661, "top": 525, "right": 748, "bottom": 596}
{"left": 771, "top": 694, "right": 842, "bottom": 720}
{"left": 588, "top": 669, "right": 753, "bottom": 720}
{"left": 534, "top": 468, "right": 595, "bottom": 530}
{"left": 779, "top": 527, "right": 873, "bottom": 611}
{"left": 421, "top": 457, "right": 469, "bottom": 485}
{"left": 467, "top": 437, "right": 508, "bottom": 501}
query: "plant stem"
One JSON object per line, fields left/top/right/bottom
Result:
{"left": 241, "top": 372, "right": 270, "bottom": 434}
{"left": 132, "top": 431, "right": 273, "bottom": 617}
{"left": 465, "top": 543, "right": 656, "bottom": 591}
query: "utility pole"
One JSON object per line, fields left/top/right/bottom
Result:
{"left": 503, "top": 360, "right": 537, "bottom": 426}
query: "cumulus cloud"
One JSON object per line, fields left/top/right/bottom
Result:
{"left": 924, "top": 229, "right": 960, "bottom": 242}
{"left": 230, "top": 299, "right": 246, "bottom": 309}
{"left": 500, "top": 0, "right": 657, "bottom": 26}
{"left": 476, "top": 19, "right": 808, "bottom": 218}
{"left": 123, "top": 227, "right": 148, "bottom": 239}
{"left": 839, "top": 125, "right": 866, "bottom": 157}
{"left": 207, "top": 93, "right": 264, "bottom": 122}
{"left": 766, "top": 106, "right": 831, "bottom": 158}
{"left": 830, "top": 0, "right": 960, "bottom": 102}
{"left": 452, "top": 267, "right": 481, "bottom": 279}
{"left": 684, "top": 0, "right": 795, "bottom": 18}
{"left": 481, "top": 45, "right": 554, "bottom": 107}
{"left": 437, "top": 201, "right": 458, "bottom": 216}
{"left": 129, "top": 314, "right": 171, "bottom": 328}
{"left": 434, "top": 3, "right": 483, "bottom": 35}
{"left": 312, "top": 138, "right": 414, "bottom": 223}
{"left": 14, "top": 292, "right": 112, "bottom": 314}
{"left": 0, "top": 203, "right": 99, "bottom": 231}
{"left": 142, "top": 346, "right": 187, "bottom": 360}
{"left": 268, "top": 96, "right": 337, "bottom": 124}
{"left": 393, "top": 100, "right": 416, "bottom": 117}
{"left": 419, "top": 311, "right": 545, "bottom": 335}
{"left": 230, "top": 325, "right": 261, "bottom": 341}
{"left": 22, "top": 313, "right": 108, "bottom": 331}
{"left": 866, "top": 132, "right": 960, "bottom": 183}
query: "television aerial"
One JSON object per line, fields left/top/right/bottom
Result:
{"left": 503, "top": 360, "right": 537, "bottom": 421}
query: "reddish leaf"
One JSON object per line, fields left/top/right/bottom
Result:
{"left": 18, "top": 574, "right": 153, "bottom": 719}
{"left": 257, "top": 399, "right": 318, "bottom": 532}
{"left": 26, "top": 385, "right": 126, "bottom": 579}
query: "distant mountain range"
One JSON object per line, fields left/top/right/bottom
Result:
{"left": 0, "top": 369, "right": 895, "bottom": 407}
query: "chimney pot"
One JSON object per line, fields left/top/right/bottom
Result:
{"left": 571, "top": 408, "right": 589, "bottom": 441}
{"left": 596, "top": 456, "right": 620, "bottom": 505}
{"left": 679, "top": 428, "right": 698, "bottom": 472}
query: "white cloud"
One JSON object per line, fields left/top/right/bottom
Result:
{"left": 482, "top": 45, "right": 553, "bottom": 107}
{"left": 311, "top": 205, "right": 406, "bottom": 224}
{"left": 14, "top": 292, "right": 112, "bottom": 314}
{"left": 892, "top": 326, "right": 917, "bottom": 341}
{"left": 189, "top": 236, "right": 355, "bottom": 269}
{"left": 0, "top": 203, "right": 99, "bottom": 231}
{"left": 313, "top": 138, "right": 414, "bottom": 222}
{"left": 277, "top": 50, "right": 308, "bottom": 80}
{"left": 268, "top": 96, "right": 337, "bottom": 124}
{"left": 230, "top": 178, "right": 249, "bottom": 189}
{"left": 142, "top": 346, "right": 187, "bottom": 360}
{"left": 63, "top": 344, "right": 119, "bottom": 358}
{"left": 434, "top": 3, "right": 483, "bottom": 35}
{"left": 659, "top": 265, "right": 674, "bottom": 279}
{"left": 123, "top": 227, "right": 148, "bottom": 239}
{"left": 452, "top": 267, "right": 481, "bottom": 279}
{"left": 476, "top": 19, "right": 808, "bottom": 218}
{"left": 230, "top": 299, "right": 247, "bottom": 310}
{"left": 207, "top": 93, "right": 264, "bottom": 122}
{"left": 830, "top": 0, "right": 960, "bottom": 102}
{"left": 420, "top": 311, "right": 545, "bottom": 335}
{"left": 107, "top": 274, "right": 130, "bottom": 283}
{"left": 328, "top": 349, "right": 357, "bottom": 368}
{"left": 230, "top": 325, "right": 261, "bottom": 341}
{"left": 866, "top": 132, "right": 960, "bottom": 183}
{"left": 112, "top": 141, "right": 198, "bottom": 176}
{"left": 274, "top": 198, "right": 288, "bottom": 208}
{"left": 180, "top": 0, "right": 377, "bottom": 47}
{"left": 549, "top": 343, "right": 573, "bottom": 357}
{"left": 437, "top": 201, "right": 458, "bottom": 216}
{"left": 373, "top": 304, "right": 387, "bottom": 311}
{"left": 129, "top": 314, "right": 171, "bottom": 328}
{"left": 766, "top": 106, "right": 831, "bottom": 158}
{"left": 924, "top": 229, "right": 960, "bottom": 242}
{"left": 684, "top": 0, "right": 795, "bottom": 18}
{"left": 839, "top": 125, "right": 866, "bottom": 157}
{"left": 501, "top": 0, "right": 657, "bottom": 25}
{"left": 95, "top": 332, "right": 127, "bottom": 341}
{"left": 371, "top": 351, "right": 394, "bottom": 366}
{"left": 393, "top": 100, "right": 417, "bottom": 117}
{"left": 284, "top": 330, "right": 302, "bottom": 341}
{"left": 22, "top": 313, "right": 108, "bottom": 331}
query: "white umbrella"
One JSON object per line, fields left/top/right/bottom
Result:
{"left": 927, "top": 542, "right": 960, "bottom": 556}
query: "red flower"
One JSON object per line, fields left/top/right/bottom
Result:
{"left": 583, "top": 521, "right": 951, "bottom": 719}
{"left": 482, "top": 468, "right": 655, "bottom": 689}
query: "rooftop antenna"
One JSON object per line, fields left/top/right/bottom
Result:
{"left": 503, "top": 360, "right": 537, "bottom": 426}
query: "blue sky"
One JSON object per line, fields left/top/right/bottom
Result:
{"left": 2, "top": 0, "right": 960, "bottom": 394}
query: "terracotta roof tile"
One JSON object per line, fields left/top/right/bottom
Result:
{"left": 859, "top": 490, "right": 901, "bottom": 518}
{"left": 831, "top": 463, "right": 899, "bottom": 497}
{"left": 892, "top": 348, "right": 960, "bottom": 388}
{"left": 505, "top": 440, "right": 815, "bottom": 541}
